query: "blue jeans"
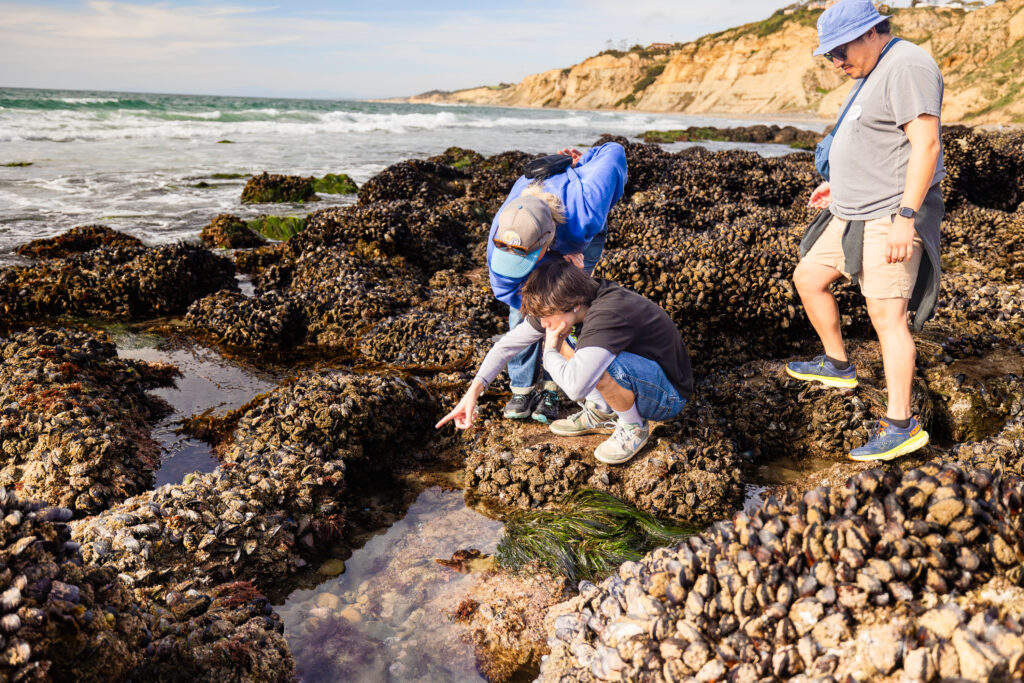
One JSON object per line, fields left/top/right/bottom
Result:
{"left": 607, "top": 352, "right": 686, "bottom": 421}
{"left": 507, "top": 231, "right": 607, "bottom": 390}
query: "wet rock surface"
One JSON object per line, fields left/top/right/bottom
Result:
{"left": 467, "top": 399, "right": 744, "bottom": 526}
{"left": 456, "top": 565, "right": 569, "bottom": 683}
{"left": 185, "top": 289, "right": 304, "bottom": 350}
{"left": 641, "top": 124, "right": 822, "bottom": 147}
{"left": 200, "top": 213, "right": 266, "bottom": 249}
{"left": 0, "top": 327, "right": 171, "bottom": 514}
{"left": 6, "top": 128, "right": 1024, "bottom": 680}
{"left": 14, "top": 224, "right": 143, "bottom": 259}
{"left": 0, "top": 488, "right": 149, "bottom": 682}
{"left": 72, "top": 371, "right": 438, "bottom": 591}
{"left": 0, "top": 243, "right": 237, "bottom": 322}
{"left": 240, "top": 171, "right": 318, "bottom": 204}
{"left": 0, "top": 485, "right": 293, "bottom": 682}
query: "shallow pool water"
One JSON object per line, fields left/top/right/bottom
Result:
{"left": 112, "top": 329, "right": 279, "bottom": 486}
{"left": 278, "top": 486, "right": 505, "bottom": 683}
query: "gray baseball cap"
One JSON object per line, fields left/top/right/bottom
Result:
{"left": 490, "top": 195, "right": 556, "bottom": 279}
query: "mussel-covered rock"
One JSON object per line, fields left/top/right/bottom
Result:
{"left": 185, "top": 290, "right": 305, "bottom": 350}
{"left": 538, "top": 461, "right": 1024, "bottom": 681}
{"left": 941, "top": 126, "right": 1024, "bottom": 212}
{"left": 704, "top": 342, "right": 935, "bottom": 462}
{"left": 358, "top": 310, "right": 486, "bottom": 369}
{"left": 240, "top": 172, "right": 317, "bottom": 204}
{"left": 465, "top": 398, "right": 743, "bottom": 526}
{"left": 234, "top": 243, "right": 288, "bottom": 280}
{"left": 200, "top": 213, "right": 266, "bottom": 249}
{"left": 0, "top": 488, "right": 149, "bottom": 681}
{"left": 285, "top": 246, "right": 421, "bottom": 349}
{"left": 136, "top": 581, "right": 294, "bottom": 682}
{"left": 0, "top": 243, "right": 237, "bottom": 322}
{"left": 641, "top": 124, "right": 822, "bottom": 147}
{"left": 73, "top": 371, "right": 437, "bottom": 589}
{"left": 357, "top": 159, "right": 468, "bottom": 206}
{"left": 14, "top": 225, "right": 143, "bottom": 259}
{"left": 0, "top": 327, "right": 170, "bottom": 514}
{"left": 423, "top": 269, "right": 506, "bottom": 338}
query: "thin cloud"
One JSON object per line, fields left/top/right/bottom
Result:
{"left": 0, "top": 0, "right": 825, "bottom": 97}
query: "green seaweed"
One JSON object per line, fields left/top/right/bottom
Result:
{"left": 496, "top": 489, "right": 695, "bottom": 582}
{"left": 217, "top": 139, "right": 234, "bottom": 144}
{"left": 312, "top": 173, "right": 359, "bottom": 195}
{"left": 210, "top": 173, "right": 250, "bottom": 179}
{"left": 4, "top": 161, "right": 33, "bottom": 167}
{"left": 632, "top": 64, "right": 667, "bottom": 94}
{"left": 246, "top": 215, "right": 307, "bottom": 241}
{"left": 732, "top": 7, "right": 822, "bottom": 40}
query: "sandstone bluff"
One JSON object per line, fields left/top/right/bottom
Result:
{"left": 402, "top": 0, "right": 1024, "bottom": 124}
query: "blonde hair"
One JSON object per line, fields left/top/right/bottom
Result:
{"left": 520, "top": 182, "right": 566, "bottom": 225}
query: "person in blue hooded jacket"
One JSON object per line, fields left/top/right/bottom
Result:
{"left": 487, "top": 141, "right": 627, "bottom": 424}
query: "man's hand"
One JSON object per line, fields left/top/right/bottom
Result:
{"left": 435, "top": 380, "right": 484, "bottom": 430}
{"left": 887, "top": 216, "right": 916, "bottom": 263}
{"left": 563, "top": 252, "right": 584, "bottom": 269}
{"left": 558, "top": 148, "right": 583, "bottom": 167}
{"left": 809, "top": 181, "right": 832, "bottom": 209}
{"left": 544, "top": 321, "right": 569, "bottom": 352}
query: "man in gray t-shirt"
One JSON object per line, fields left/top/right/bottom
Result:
{"left": 786, "top": 0, "right": 944, "bottom": 462}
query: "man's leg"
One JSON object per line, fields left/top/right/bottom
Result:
{"left": 847, "top": 217, "right": 928, "bottom": 461}
{"left": 786, "top": 260, "right": 859, "bottom": 387}
{"left": 793, "top": 260, "right": 847, "bottom": 360}
{"left": 865, "top": 296, "right": 914, "bottom": 420}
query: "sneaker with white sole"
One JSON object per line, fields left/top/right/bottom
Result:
{"left": 503, "top": 391, "right": 536, "bottom": 420}
{"left": 550, "top": 401, "right": 617, "bottom": 437}
{"left": 594, "top": 419, "right": 650, "bottom": 465}
{"left": 531, "top": 389, "right": 561, "bottom": 425}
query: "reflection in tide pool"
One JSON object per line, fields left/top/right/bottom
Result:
{"left": 112, "top": 329, "right": 279, "bottom": 486}
{"left": 279, "top": 487, "right": 505, "bottom": 682}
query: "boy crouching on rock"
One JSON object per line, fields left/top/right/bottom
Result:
{"left": 436, "top": 260, "right": 692, "bottom": 465}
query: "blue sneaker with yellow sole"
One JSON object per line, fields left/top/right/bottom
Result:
{"left": 786, "top": 355, "right": 858, "bottom": 388}
{"left": 849, "top": 418, "right": 929, "bottom": 461}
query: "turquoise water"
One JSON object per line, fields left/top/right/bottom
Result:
{"left": 0, "top": 86, "right": 820, "bottom": 256}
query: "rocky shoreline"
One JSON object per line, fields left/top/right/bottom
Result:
{"left": 1, "top": 126, "right": 1023, "bottom": 681}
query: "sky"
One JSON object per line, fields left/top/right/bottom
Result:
{"left": 0, "top": 0, "right": 929, "bottom": 99}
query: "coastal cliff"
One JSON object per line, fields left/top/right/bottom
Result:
{"left": 406, "top": 0, "right": 1024, "bottom": 124}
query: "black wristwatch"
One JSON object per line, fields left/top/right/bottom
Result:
{"left": 898, "top": 206, "right": 917, "bottom": 219}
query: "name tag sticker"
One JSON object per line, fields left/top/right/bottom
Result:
{"left": 848, "top": 105, "right": 863, "bottom": 120}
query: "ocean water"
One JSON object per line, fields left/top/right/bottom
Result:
{"left": 0, "top": 87, "right": 821, "bottom": 256}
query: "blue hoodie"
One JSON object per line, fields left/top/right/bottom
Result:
{"left": 486, "top": 142, "right": 628, "bottom": 308}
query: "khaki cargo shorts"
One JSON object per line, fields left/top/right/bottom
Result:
{"left": 802, "top": 214, "right": 923, "bottom": 300}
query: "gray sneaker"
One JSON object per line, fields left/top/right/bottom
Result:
{"left": 549, "top": 401, "right": 617, "bottom": 437}
{"left": 594, "top": 419, "right": 650, "bottom": 465}
{"left": 503, "top": 391, "right": 536, "bottom": 420}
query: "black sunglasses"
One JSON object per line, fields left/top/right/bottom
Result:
{"left": 824, "top": 28, "right": 875, "bottom": 62}
{"left": 824, "top": 43, "right": 850, "bottom": 62}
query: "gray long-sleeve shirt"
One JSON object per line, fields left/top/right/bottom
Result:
{"left": 473, "top": 323, "right": 614, "bottom": 400}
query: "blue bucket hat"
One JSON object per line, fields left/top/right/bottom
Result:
{"left": 813, "top": 0, "right": 890, "bottom": 56}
